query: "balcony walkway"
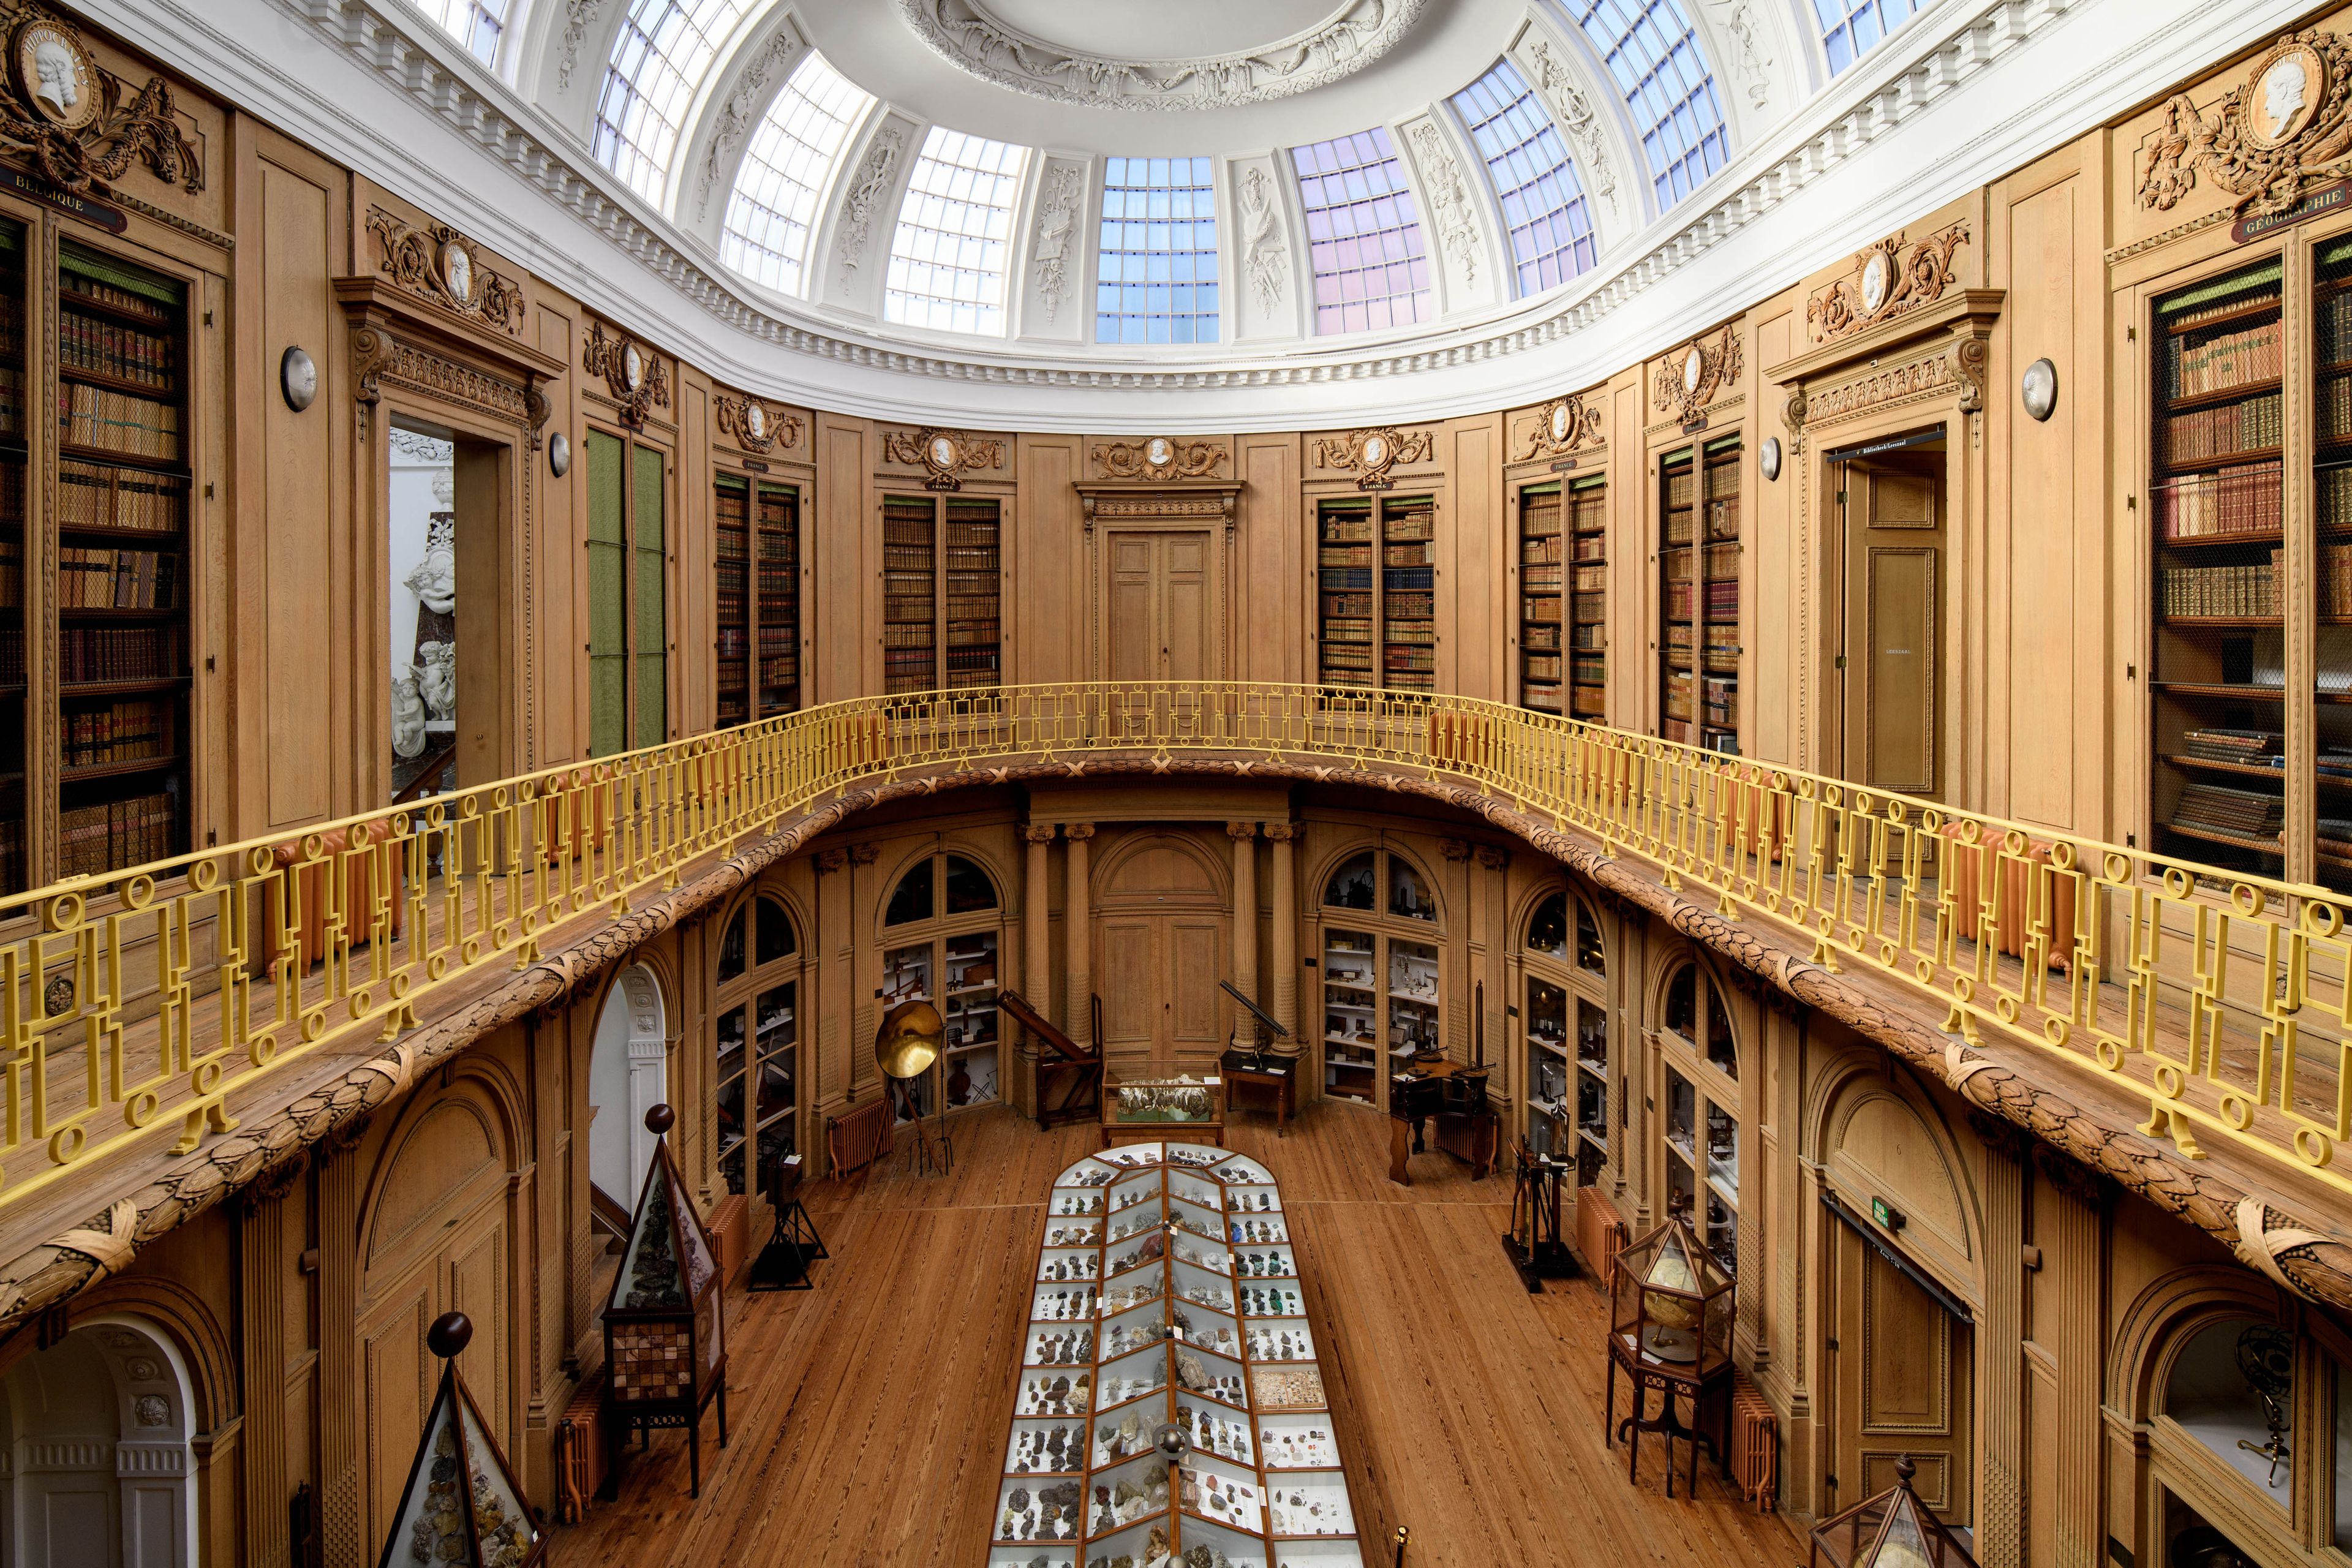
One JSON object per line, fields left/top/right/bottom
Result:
{"left": 558, "top": 1103, "right": 1807, "bottom": 1568}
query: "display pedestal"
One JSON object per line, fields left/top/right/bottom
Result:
{"left": 1219, "top": 1049, "right": 1295, "bottom": 1135}
{"left": 1605, "top": 1334, "right": 1731, "bottom": 1499}
{"left": 1501, "top": 1144, "right": 1578, "bottom": 1291}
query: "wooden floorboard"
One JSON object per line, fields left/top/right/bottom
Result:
{"left": 556, "top": 1101, "right": 1809, "bottom": 1567}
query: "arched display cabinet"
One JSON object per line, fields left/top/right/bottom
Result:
{"left": 879, "top": 850, "right": 1005, "bottom": 1122}
{"left": 1653, "top": 957, "right": 1741, "bottom": 1278}
{"left": 1314, "top": 846, "right": 1443, "bottom": 1108}
{"left": 714, "top": 890, "right": 802, "bottom": 1197}
{"left": 1521, "top": 886, "right": 1610, "bottom": 1182}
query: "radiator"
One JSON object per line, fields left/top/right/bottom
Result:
{"left": 826, "top": 1096, "right": 892, "bottom": 1179}
{"left": 554, "top": 1368, "right": 607, "bottom": 1523}
{"left": 1730, "top": 1372, "right": 1779, "bottom": 1512}
{"left": 1573, "top": 1185, "right": 1628, "bottom": 1286}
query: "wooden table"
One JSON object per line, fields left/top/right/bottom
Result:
{"left": 1219, "top": 1049, "right": 1296, "bottom": 1135}
{"left": 1388, "top": 1061, "right": 1498, "bottom": 1186}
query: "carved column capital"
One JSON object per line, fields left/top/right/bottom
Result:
{"left": 2035, "top": 1145, "right": 2113, "bottom": 1212}
{"left": 1226, "top": 821, "right": 1259, "bottom": 840}
{"left": 1474, "top": 845, "right": 1510, "bottom": 872}
{"left": 1065, "top": 823, "right": 1096, "bottom": 842}
{"left": 244, "top": 1156, "right": 307, "bottom": 1207}
{"left": 1439, "top": 837, "right": 1474, "bottom": 862}
{"left": 849, "top": 842, "right": 881, "bottom": 865}
{"left": 813, "top": 848, "right": 848, "bottom": 875}
{"left": 1022, "top": 823, "right": 1058, "bottom": 845}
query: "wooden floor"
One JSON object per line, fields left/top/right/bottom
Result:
{"left": 558, "top": 1101, "right": 1809, "bottom": 1567}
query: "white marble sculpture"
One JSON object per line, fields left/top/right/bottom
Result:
{"left": 391, "top": 671, "right": 428, "bottom": 758}
{"left": 417, "top": 641, "right": 456, "bottom": 720}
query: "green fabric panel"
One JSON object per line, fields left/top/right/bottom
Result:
{"left": 586, "top": 430, "right": 627, "bottom": 756}
{"left": 61, "top": 241, "right": 179, "bottom": 306}
{"left": 632, "top": 442, "right": 666, "bottom": 747}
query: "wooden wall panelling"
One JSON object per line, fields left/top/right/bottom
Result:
{"left": 238, "top": 1174, "right": 297, "bottom": 1568}
{"left": 233, "top": 124, "right": 346, "bottom": 834}
{"left": 1238, "top": 433, "right": 1302, "bottom": 686}
{"left": 1446, "top": 414, "right": 1504, "bottom": 703}
{"left": 1016, "top": 433, "right": 1083, "bottom": 684}
{"left": 1752, "top": 297, "right": 1803, "bottom": 768}
{"left": 533, "top": 291, "right": 582, "bottom": 765}
{"left": 676, "top": 367, "right": 714, "bottom": 737}
{"left": 814, "top": 415, "right": 871, "bottom": 700}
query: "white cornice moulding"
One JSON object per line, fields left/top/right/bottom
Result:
{"left": 86, "top": 0, "right": 2310, "bottom": 431}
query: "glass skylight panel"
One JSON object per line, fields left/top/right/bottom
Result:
{"left": 1095, "top": 157, "right": 1219, "bottom": 345}
{"left": 593, "top": 0, "right": 750, "bottom": 205}
{"left": 1816, "top": 0, "right": 1924, "bottom": 74}
{"left": 1558, "top": 0, "right": 1729, "bottom": 209}
{"left": 407, "top": 0, "right": 507, "bottom": 65}
{"left": 884, "top": 128, "right": 1030, "bottom": 336}
{"left": 1290, "top": 128, "right": 1433, "bottom": 337}
{"left": 1450, "top": 59, "right": 1598, "bottom": 296}
{"left": 720, "top": 52, "right": 873, "bottom": 297}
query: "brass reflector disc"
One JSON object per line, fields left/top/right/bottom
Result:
{"left": 875, "top": 997, "right": 944, "bottom": 1080}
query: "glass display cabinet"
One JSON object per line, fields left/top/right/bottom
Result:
{"left": 601, "top": 1106, "right": 727, "bottom": 1498}
{"left": 1102, "top": 1076, "right": 1227, "bottom": 1148}
{"left": 993, "top": 1144, "right": 1365, "bottom": 1567}
{"left": 1604, "top": 1213, "right": 1734, "bottom": 1498}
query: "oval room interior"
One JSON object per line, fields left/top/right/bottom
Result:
{"left": 1, "top": 0, "right": 2351, "bottom": 1565}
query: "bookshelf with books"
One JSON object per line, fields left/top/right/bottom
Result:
{"left": 1316, "top": 494, "right": 1439, "bottom": 696}
{"left": 2149, "top": 259, "right": 2286, "bottom": 882}
{"left": 1569, "top": 476, "right": 1607, "bottom": 720}
{"left": 0, "top": 219, "right": 20, "bottom": 894}
{"left": 717, "top": 476, "right": 805, "bottom": 725}
{"left": 715, "top": 477, "right": 750, "bottom": 725}
{"left": 1517, "top": 483, "right": 1563, "bottom": 712}
{"left": 2311, "top": 240, "right": 2352, "bottom": 893}
{"left": 1659, "top": 437, "right": 1742, "bottom": 755}
{"left": 883, "top": 493, "right": 1004, "bottom": 696}
{"left": 51, "top": 241, "right": 190, "bottom": 878}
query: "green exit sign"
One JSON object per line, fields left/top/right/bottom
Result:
{"left": 1871, "top": 1197, "right": 1904, "bottom": 1231}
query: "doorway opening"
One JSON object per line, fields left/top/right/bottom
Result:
{"left": 1827, "top": 426, "right": 1947, "bottom": 797}
{"left": 588, "top": 965, "right": 668, "bottom": 1296}
{"left": 1825, "top": 1206, "right": 1975, "bottom": 1531}
{"left": 387, "top": 421, "right": 509, "bottom": 801}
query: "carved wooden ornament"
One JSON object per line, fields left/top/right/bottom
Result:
{"left": 366, "top": 209, "right": 527, "bottom": 337}
{"left": 715, "top": 393, "right": 801, "bottom": 454}
{"left": 1805, "top": 222, "right": 1969, "bottom": 344}
{"left": 582, "top": 319, "right": 669, "bottom": 429}
{"left": 1653, "top": 325, "right": 1743, "bottom": 424}
{"left": 0, "top": 9, "right": 202, "bottom": 195}
{"left": 884, "top": 426, "right": 1004, "bottom": 491}
{"left": 1092, "top": 437, "right": 1227, "bottom": 481}
{"left": 1312, "top": 426, "right": 1433, "bottom": 491}
{"left": 1520, "top": 393, "right": 1605, "bottom": 461}
{"left": 2139, "top": 28, "right": 2352, "bottom": 219}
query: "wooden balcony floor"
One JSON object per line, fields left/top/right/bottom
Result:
{"left": 556, "top": 1102, "right": 1807, "bottom": 1568}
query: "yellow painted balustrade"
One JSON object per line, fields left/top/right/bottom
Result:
{"left": 1, "top": 682, "right": 2346, "bottom": 1221}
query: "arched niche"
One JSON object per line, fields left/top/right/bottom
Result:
{"left": 0, "top": 1314, "right": 197, "bottom": 1566}
{"left": 1091, "top": 829, "right": 1229, "bottom": 910}
{"left": 590, "top": 962, "right": 669, "bottom": 1207}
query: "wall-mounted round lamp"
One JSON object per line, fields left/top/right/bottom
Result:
{"left": 2021, "top": 358, "right": 2058, "bottom": 423}
{"left": 1759, "top": 436, "right": 1782, "bottom": 481}
{"left": 549, "top": 431, "right": 571, "bottom": 478}
{"left": 279, "top": 345, "right": 317, "bottom": 412}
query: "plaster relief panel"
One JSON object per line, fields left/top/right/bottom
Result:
{"left": 1399, "top": 113, "right": 1493, "bottom": 314}
{"left": 1510, "top": 21, "right": 1630, "bottom": 241}
{"left": 1227, "top": 155, "right": 1303, "bottom": 343}
{"left": 1020, "top": 154, "right": 1090, "bottom": 344}
{"left": 823, "top": 111, "right": 919, "bottom": 315}
{"left": 682, "top": 11, "right": 809, "bottom": 237}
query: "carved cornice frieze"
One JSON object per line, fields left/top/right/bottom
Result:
{"left": 1075, "top": 483, "right": 1242, "bottom": 533}
{"left": 1804, "top": 221, "right": 1969, "bottom": 345}
{"left": 348, "top": 320, "right": 531, "bottom": 426}
{"left": 1790, "top": 320, "right": 1996, "bottom": 436}
{"left": 714, "top": 391, "right": 801, "bottom": 454}
{"left": 1091, "top": 437, "right": 1227, "bottom": 482}
{"left": 884, "top": 426, "right": 1005, "bottom": 491}
{"left": 0, "top": 9, "right": 202, "bottom": 197}
{"left": 1518, "top": 393, "right": 1606, "bottom": 462}
{"left": 1652, "top": 325, "right": 1744, "bottom": 424}
{"left": 364, "top": 208, "right": 526, "bottom": 338}
{"left": 582, "top": 318, "right": 669, "bottom": 429}
{"left": 2139, "top": 28, "right": 2352, "bottom": 219}
{"left": 1311, "top": 426, "right": 1433, "bottom": 491}
{"left": 895, "top": 0, "right": 1424, "bottom": 111}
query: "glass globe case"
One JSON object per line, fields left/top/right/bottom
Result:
{"left": 1610, "top": 1214, "right": 1735, "bottom": 1376}
{"left": 1809, "top": 1457, "right": 1981, "bottom": 1568}
{"left": 995, "top": 1143, "right": 1364, "bottom": 1567}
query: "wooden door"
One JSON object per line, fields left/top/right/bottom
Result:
{"left": 1166, "top": 918, "right": 1223, "bottom": 1058}
{"left": 1099, "top": 919, "right": 1157, "bottom": 1057}
{"left": 1103, "top": 530, "right": 1215, "bottom": 682}
{"left": 1838, "top": 450, "right": 1945, "bottom": 796}
{"left": 1095, "top": 914, "right": 1226, "bottom": 1068}
{"left": 1830, "top": 1224, "right": 1973, "bottom": 1524}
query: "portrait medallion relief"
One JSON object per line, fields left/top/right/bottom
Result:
{"left": 745, "top": 402, "right": 767, "bottom": 442}
{"left": 15, "top": 19, "right": 95, "bottom": 132}
{"left": 1759, "top": 436, "right": 1782, "bottom": 481}
{"left": 1362, "top": 434, "right": 1387, "bottom": 468}
{"left": 930, "top": 434, "right": 959, "bottom": 469}
{"left": 438, "top": 238, "right": 475, "bottom": 308}
{"left": 1147, "top": 437, "right": 1172, "bottom": 467}
{"left": 279, "top": 345, "right": 318, "bottom": 412}
{"left": 2252, "top": 43, "right": 2323, "bottom": 147}
{"left": 1683, "top": 347, "right": 1705, "bottom": 394}
{"left": 1550, "top": 402, "right": 1571, "bottom": 443}
{"left": 622, "top": 343, "right": 646, "bottom": 393}
{"left": 1860, "top": 252, "right": 1890, "bottom": 314}
{"left": 549, "top": 431, "right": 571, "bottom": 477}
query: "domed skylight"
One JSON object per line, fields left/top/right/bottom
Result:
{"left": 884, "top": 128, "right": 1030, "bottom": 336}
{"left": 1096, "top": 158, "right": 1221, "bottom": 346}
{"left": 1291, "top": 128, "right": 1432, "bottom": 336}
{"left": 1817, "top": 0, "right": 1927, "bottom": 73}
{"left": 1557, "top": 0, "right": 1728, "bottom": 209}
{"left": 720, "top": 51, "right": 874, "bottom": 298}
{"left": 594, "top": 0, "right": 752, "bottom": 205}
{"left": 405, "top": 0, "right": 505, "bottom": 66}
{"left": 1448, "top": 59, "right": 1597, "bottom": 298}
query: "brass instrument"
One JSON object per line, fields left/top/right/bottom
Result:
{"left": 875, "top": 998, "right": 944, "bottom": 1080}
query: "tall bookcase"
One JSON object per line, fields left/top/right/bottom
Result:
{"left": 1659, "top": 436, "right": 1741, "bottom": 753}
{"left": 883, "top": 492, "right": 1002, "bottom": 696}
{"left": 1517, "top": 482, "right": 1563, "bottom": 712}
{"left": 1316, "top": 494, "right": 1436, "bottom": 695}
{"left": 714, "top": 475, "right": 801, "bottom": 726}
{"left": 53, "top": 240, "right": 190, "bottom": 880}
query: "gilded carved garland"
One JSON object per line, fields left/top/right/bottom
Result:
{"left": 1518, "top": 392, "right": 1605, "bottom": 462}
{"left": 1091, "top": 437, "right": 1226, "bottom": 481}
{"left": 582, "top": 318, "right": 669, "bottom": 429}
{"left": 0, "top": 8, "right": 202, "bottom": 196}
{"left": 1805, "top": 222, "right": 1969, "bottom": 344}
{"left": 883, "top": 426, "right": 1004, "bottom": 491}
{"left": 2139, "top": 29, "right": 2352, "bottom": 219}
{"left": 714, "top": 391, "right": 801, "bottom": 454}
{"left": 1653, "top": 325, "right": 1744, "bottom": 424}
{"left": 364, "top": 209, "right": 527, "bottom": 338}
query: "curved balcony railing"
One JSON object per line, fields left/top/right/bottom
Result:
{"left": 2, "top": 682, "right": 2346, "bottom": 1224}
